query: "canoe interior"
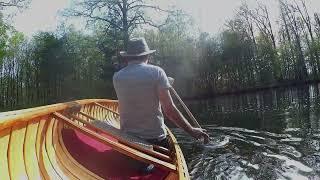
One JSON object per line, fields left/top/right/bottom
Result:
{"left": 0, "top": 99, "right": 190, "bottom": 180}
{"left": 62, "top": 128, "right": 169, "bottom": 179}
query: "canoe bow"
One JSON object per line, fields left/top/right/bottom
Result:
{"left": 0, "top": 99, "right": 190, "bottom": 180}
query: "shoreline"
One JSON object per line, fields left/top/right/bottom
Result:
{"left": 184, "top": 79, "right": 320, "bottom": 100}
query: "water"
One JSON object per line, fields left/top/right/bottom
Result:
{"left": 172, "top": 84, "right": 320, "bottom": 180}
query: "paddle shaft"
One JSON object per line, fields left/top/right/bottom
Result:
{"left": 169, "top": 87, "right": 202, "bottom": 129}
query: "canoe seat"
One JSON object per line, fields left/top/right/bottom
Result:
{"left": 61, "top": 128, "right": 171, "bottom": 179}
{"left": 68, "top": 112, "right": 173, "bottom": 163}
{"left": 91, "top": 120, "right": 153, "bottom": 150}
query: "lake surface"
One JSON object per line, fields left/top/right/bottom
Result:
{"left": 172, "top": 84, "right": 320, "bottom": 180}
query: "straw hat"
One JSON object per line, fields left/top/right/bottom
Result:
{"left": 119, "top": 37, "right": 156, "bottom": 57}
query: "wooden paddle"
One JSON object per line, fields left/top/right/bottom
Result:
{"left": 168, "top": 77, "right": 202, "bottom": 128}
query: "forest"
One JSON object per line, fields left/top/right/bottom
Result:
{"left": 1, "top": 0, "right": 320, "bottom": 111}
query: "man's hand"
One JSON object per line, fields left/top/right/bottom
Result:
{"left": 190, "top": 128, "right": 210, "bottom": 144}
{"left": 159, "top": 88, "right": 210, "bottom": 144}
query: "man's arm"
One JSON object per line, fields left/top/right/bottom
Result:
{"left": 159, "top": 88, "right": 209, "bottom": 143}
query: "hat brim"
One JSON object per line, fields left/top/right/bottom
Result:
{"left": 119, "top": 50, "right": 156, "bottom": 57}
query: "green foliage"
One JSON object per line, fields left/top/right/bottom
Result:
{"left": 3, "top": 0, "right": 320, "bottom": 111}
{"left": 142, "top": 12, "right": 198, "bottom": 95}
{"left": 0, "top": 23, "right": 117, "bottom": 111}
{"left": 255, "top": 34, "right": 277, "bottom": 83}
{"left": 0, "top": 16, "right": 10, "bottom": 61}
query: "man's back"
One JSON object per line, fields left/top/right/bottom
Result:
{"left": 113, "top": 62, "right": 171, "bottom": 140}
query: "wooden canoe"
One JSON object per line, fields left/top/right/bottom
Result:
{"left": 0, "top": 99, "right": 190, "bottom": 180}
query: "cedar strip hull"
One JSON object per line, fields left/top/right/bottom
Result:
{"left": 0, "top": 99, "right": 190, "bottom": 180}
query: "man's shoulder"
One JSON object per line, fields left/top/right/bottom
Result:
{"left": 113, "top": 69, "right": 123, "bottom": 81}
{"left": 144, "top": 64, "right": 164, "bottom": 72}
{"left": 113, "top": 65, "right": 130, "bottom": 78}
{"left": 113, "top": 64, "right": 164, "bottom": 78}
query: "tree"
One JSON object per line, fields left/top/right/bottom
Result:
{"left": 142, "top": 11, "right": 198, "bottom": 96}
{"left": 239, "top": 2, "right": 280, "bottom": 80}
{"left": 60, "top": 27, "right": 113, "bottom": 99}
{"left": 280, "top": 0, "right": 308, "bottom": 80}
{"left": 315, "top": 13, "right": 320, "bottom": 37}
{"left": 294, "top": 0, "right": 320, "bottom": 77}
{"left": 0, "top": 0, "right": 29, "bottom": 11}
{"left": 65, "top": 0, "right": 173, "bottom": 49}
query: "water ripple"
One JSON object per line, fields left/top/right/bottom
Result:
{"left": 173, "top": 126, "right": 320, "bottom": 180}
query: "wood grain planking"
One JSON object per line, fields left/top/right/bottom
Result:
{"left": 51, "top": 119, "right": 82, "bottom": 179}
{"left": 45, "top": 118, "right": 77, "bottom": 180}
{"left": 35, "top": 119, "right": 50, "bottom": 180}
{"left": 39, "top": 120, "right": 62, "bottom": 180}
{"left": 105, "top": 110, "right": 116, "bottom": 127}
{"left": 103, "top": 110, "right": 109, "bottom": 121}
{"left": 53, "top": 121, "right": 103, "bottom": 180}
{"left": 83, "top": 105, "right": 89, "bottom": 118}
{"left": 94, "top": 105, "right": 98, "bottom": 119}
{"left": 98, "top": 107, "right": 103, "bottom": 120}
{"left": 91, "top": 105, "right": 96, "bottom": 119}
{"left": 24, "top": 120, "right": 42, "bottom": 180}
{"left": 8, "top": 122, "right": 29, "bottom": 180}
{"left": 102, "top": 108, "right": 107, "bottom": 120}
{"left": 0, "top": 127, "right": 11, "bottom": 180}
{"left": 84, "top": 105, "right": 90, "bottom": 121}
{"left": 94, "top": 102, "right": 119, "bottom": 116}
{"left": 0, "top": 99, "right": 118, "bottom": 131}
{"left": 167, "top": 128, "right": 190, "bottom": 179}
{"left": 0, "top": 99, "right": 189, "bottom": 179}
{"left": 53, "top": 112, "right": 176, "bottom": 171}
{"left": 94, "top": 106, "right": 98, "bottom": 119}
{"left": 72, "top": 113, "right": 172, "bottom": 162}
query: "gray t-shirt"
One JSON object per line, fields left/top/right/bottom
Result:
{"left": 113, "top": 62, "right": 171, "bottom": 140}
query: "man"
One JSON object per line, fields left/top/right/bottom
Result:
{"left": 113, "top": 37, "right": 209, "bottom": 149}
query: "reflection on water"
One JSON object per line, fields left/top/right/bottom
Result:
{"left": 172, "top": 85, "right": 320, "bottom": 179}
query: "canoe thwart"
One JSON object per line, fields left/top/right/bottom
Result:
{"left": 52, "top": 112, "right": 176, "bottom": 170}
{"left": 94, "top": 102, "right": 120, "bottom": 116}
{"left": 70, "top": 113, "right": 173, "bottom": 162}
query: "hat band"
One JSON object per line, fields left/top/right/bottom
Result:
{"left": 127, "top": 47, "right": 150, "bottom": 55}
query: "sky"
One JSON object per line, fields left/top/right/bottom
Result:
{"left": 11, "top": 0, "right": 71, "bottom": 36}
{"left": 8, "top": 0, "right": 320, "bottom": 37}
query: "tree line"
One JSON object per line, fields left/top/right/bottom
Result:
{"left": 0, "top": 23, "right": 116, "bottom": 111}
{"left": 1, "top": 0, "right": 320, "bottom": 111}
{"left": 144, "top": 0, "right": 320, "bottom": 97}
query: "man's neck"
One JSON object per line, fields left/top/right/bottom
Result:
{"left": 127, "top": 60, "right": 148, "bottom": 65}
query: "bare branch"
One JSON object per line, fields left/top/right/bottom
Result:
{"left": 128, "top": 4, "right": 174, "bottom": 13}
{"left": 127, "top": 0, "right": 142, "bottom": 8}
{"left": 0, "top": 0, "right": 28, "bottom": 9}
{"left": 64, "top": 0, "right": 174, "bottom": 48}
{"left": 71, "top": 10, "right": 122, "bottom": 30}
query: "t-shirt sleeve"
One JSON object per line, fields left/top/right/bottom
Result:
{"left": 113, "top": 73, "right": 119, "bottom": 91}
{"left": 157, "top": 67, "right": 171, "bottom": 89}
{"left": 112, "top": 73, "right": 117, "bottom": 86}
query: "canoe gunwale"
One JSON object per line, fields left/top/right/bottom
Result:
{"left": 0, "top": 99, "right": 190, "bottom": 179}
{"left": 0, "top": 99, "right": 117, "bottom": 131}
